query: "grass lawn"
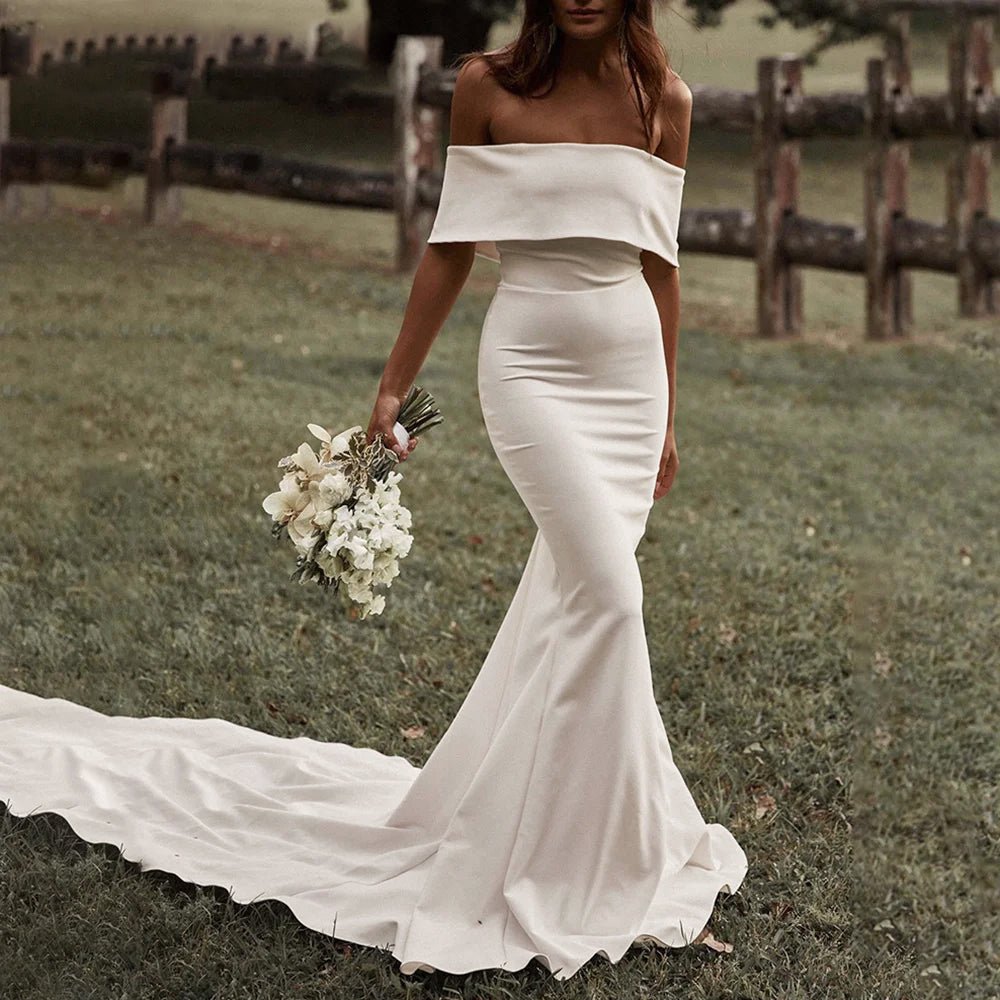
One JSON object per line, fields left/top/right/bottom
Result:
{"left": 2, "top": 186, "right": 997, "bottom": 1000}
{"left": 1, "top": 15, "right": 998, "bottom": 1000}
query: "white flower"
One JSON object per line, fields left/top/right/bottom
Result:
{"left": 315, "top": 546, "right": 344, "bottom": 576}
{"left": 373, "top": 559, "right": 400, "bottom": 585}
{"left": 294, "top": 442, "right": 322, "bottom": 478}
{"left": 262, "top": 474, "right": 309, "bottom": 524}
{"left": 354, "top": 548, "right": 376, "bottom": 571}
{"left": 292, "top": 529, "right": 321, "bottom": 557}
{"left": 361, "top": 593, "right": 386, "bottom": 618}
{"left": 323, "top": 527, "right": 350, "bottom": 555}
{"left": 267, "top": 426, "right": 417, "bottom": 619}
{"left": 311, "top": 422, "right": 363, "bottom": 460}
{"left": 345, "top": 574, "right": 374, "bottom": 603}
{"left": 287, "top": 503, "right": 320, "bottom": 548}
{"left": 310, "top": 469, "right": 352, "bottom": 511}
{"left": 343, "top": 535, "right": 374, "bottom": 570}
{"left": 328, "top": 424, "right": 363, "bottom": 457}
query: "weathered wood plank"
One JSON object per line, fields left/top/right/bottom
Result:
{"left": 393, "top": 36, "right": 444, "bottom": 274}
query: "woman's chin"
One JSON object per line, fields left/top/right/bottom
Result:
{"left": 561, "top": 23, "right": 616, "bottom": 41}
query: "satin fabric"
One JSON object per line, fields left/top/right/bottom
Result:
{"left": 428, "top": 142, "right": 685, "bottom": 265}
{"left": 0, "top": 146, "right": 747, "bottom": 981}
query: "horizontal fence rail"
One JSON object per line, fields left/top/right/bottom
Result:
{"left": 1, "top": 5, "right": 998, "bottom": 338}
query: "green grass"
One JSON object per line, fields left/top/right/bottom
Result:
{"left": 1, "top": 15, "right": 999, "bottom": 1000}
{"left": 1, "top": 195, "right": 997, "bottom": 999}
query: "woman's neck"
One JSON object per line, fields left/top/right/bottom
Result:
{"left": 556, "top": 29, "right": 622, "bottom": 81}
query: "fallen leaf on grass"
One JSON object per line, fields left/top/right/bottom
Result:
{"left": 400, "top": 725, "right": 425, "bottom": 740}
{"left": 696, "top": 928, "right": 734, "bottom": 953}
{"left": 754, "top": 792, "right": 777, "bottom": 819}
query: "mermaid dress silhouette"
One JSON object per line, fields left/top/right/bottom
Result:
{"left": 0, "top": 141, "right": 748, "bottom": 980}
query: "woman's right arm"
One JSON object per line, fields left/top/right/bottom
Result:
{"left": 366, "top": 55, "right": 496, "bottom": 458}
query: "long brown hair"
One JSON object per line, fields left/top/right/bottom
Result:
{"left": 455, "top": 0, "right": 675, "bottom": 152}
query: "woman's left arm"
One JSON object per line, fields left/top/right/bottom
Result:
{"left": 642, "top": 74, "right": 692, "bottom": 501}
{"left": 640, "top": 256, "right": 681, "bottom": 500}
{"left": 640, "top": 255, "right": 681, "bottom": 433}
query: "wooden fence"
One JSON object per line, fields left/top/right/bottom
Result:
{"left": 3, "top": 25, "right": 306, "bottom": 75}
{"left": 398, "top": 4, "right": 1000, "bottom": 338}
{"left": 2, "top": 3, "right": 998, "bottom": 338}
{"left": 0, "top": 23, "right": 367, "bottom": 105}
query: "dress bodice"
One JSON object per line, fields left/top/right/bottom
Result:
{"left": 426, "top": 142, "right": 685, "bottom": 268}
{"left": 493, "top": 236, "right": 644, "bottom": 291}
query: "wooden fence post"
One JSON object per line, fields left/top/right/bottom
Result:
{"left": 182, "top": 35, "right": 198, "bottom": 72}
{"left": 754, "top": 55, "right": 803, "bottom": 338}
{"left": 864, "top": 55, "right": 912, "bottom": 340}
{"left": 191, "top": 38, "right": 213, "bottom": 81}
{"left": 19, "top": 22, "right": 40, "bottom": 75}
{"left": 392, "top": 35, "right": 443, "bottom": 274}
{"left": 0, "top": 26, "right": 22, "bottom": 220}
{"left": 947, "top": 11, "right": 997, "bottom": 317}
{"left": 144, "top": 68, "right": 188, "bottom": 225}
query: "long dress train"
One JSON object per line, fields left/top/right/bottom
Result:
{"left": 0, "top": 141, "right": 748, "bottom": 980}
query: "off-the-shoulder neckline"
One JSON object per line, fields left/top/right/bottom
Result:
{"left": 446, "top": 141, "right": 686, "bottom": 177}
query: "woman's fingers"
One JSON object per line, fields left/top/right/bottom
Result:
{"left": 364, "top": 400, "right": 419, "bottom": 462}
{"left": 397, "top": 434, "right": 419, "bottom": 461}
{"left": 653, "top": 445, "right": 679, "bottom": 500}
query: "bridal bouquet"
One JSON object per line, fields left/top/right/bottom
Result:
{"left": 262, "top": 385, "right": 443, "bottom": 619}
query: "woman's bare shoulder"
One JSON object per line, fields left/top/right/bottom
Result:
{"left": 450, "top": 53, "right": 504, "bottom": 145}
{"left": 454, "top": 52, "right": 501, "bottom": 87}
{"left": 654, "top": 71, "right": 693, "bottom": 169}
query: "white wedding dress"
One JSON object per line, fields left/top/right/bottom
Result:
{"left": 0, "top": 142, "right": 748, "bottom": 981}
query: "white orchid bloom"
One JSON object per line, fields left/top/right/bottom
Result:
{"left": 310, "top": 422, "right": 363, "bottom": 462}
{"left": 287, "top": 501, "right": 320, "bottom": 547}
{"left": 329, "top": 424, "right": 363, "bottom": 457}
{"left": 262, "top": 475, "right": 309, "bottom": 524}
{"left": 294, "top": 442, "right": 322, "bottom": 478}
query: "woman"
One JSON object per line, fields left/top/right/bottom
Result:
{"left": 0, "top": 0, "right": 747, "bottom": 983}
{"left": 360, "top": 0, "right": 749, "bottom": 977}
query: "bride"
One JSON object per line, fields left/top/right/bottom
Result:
{"left": 0, "top": 0, "right": 747, "bottom": 983}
